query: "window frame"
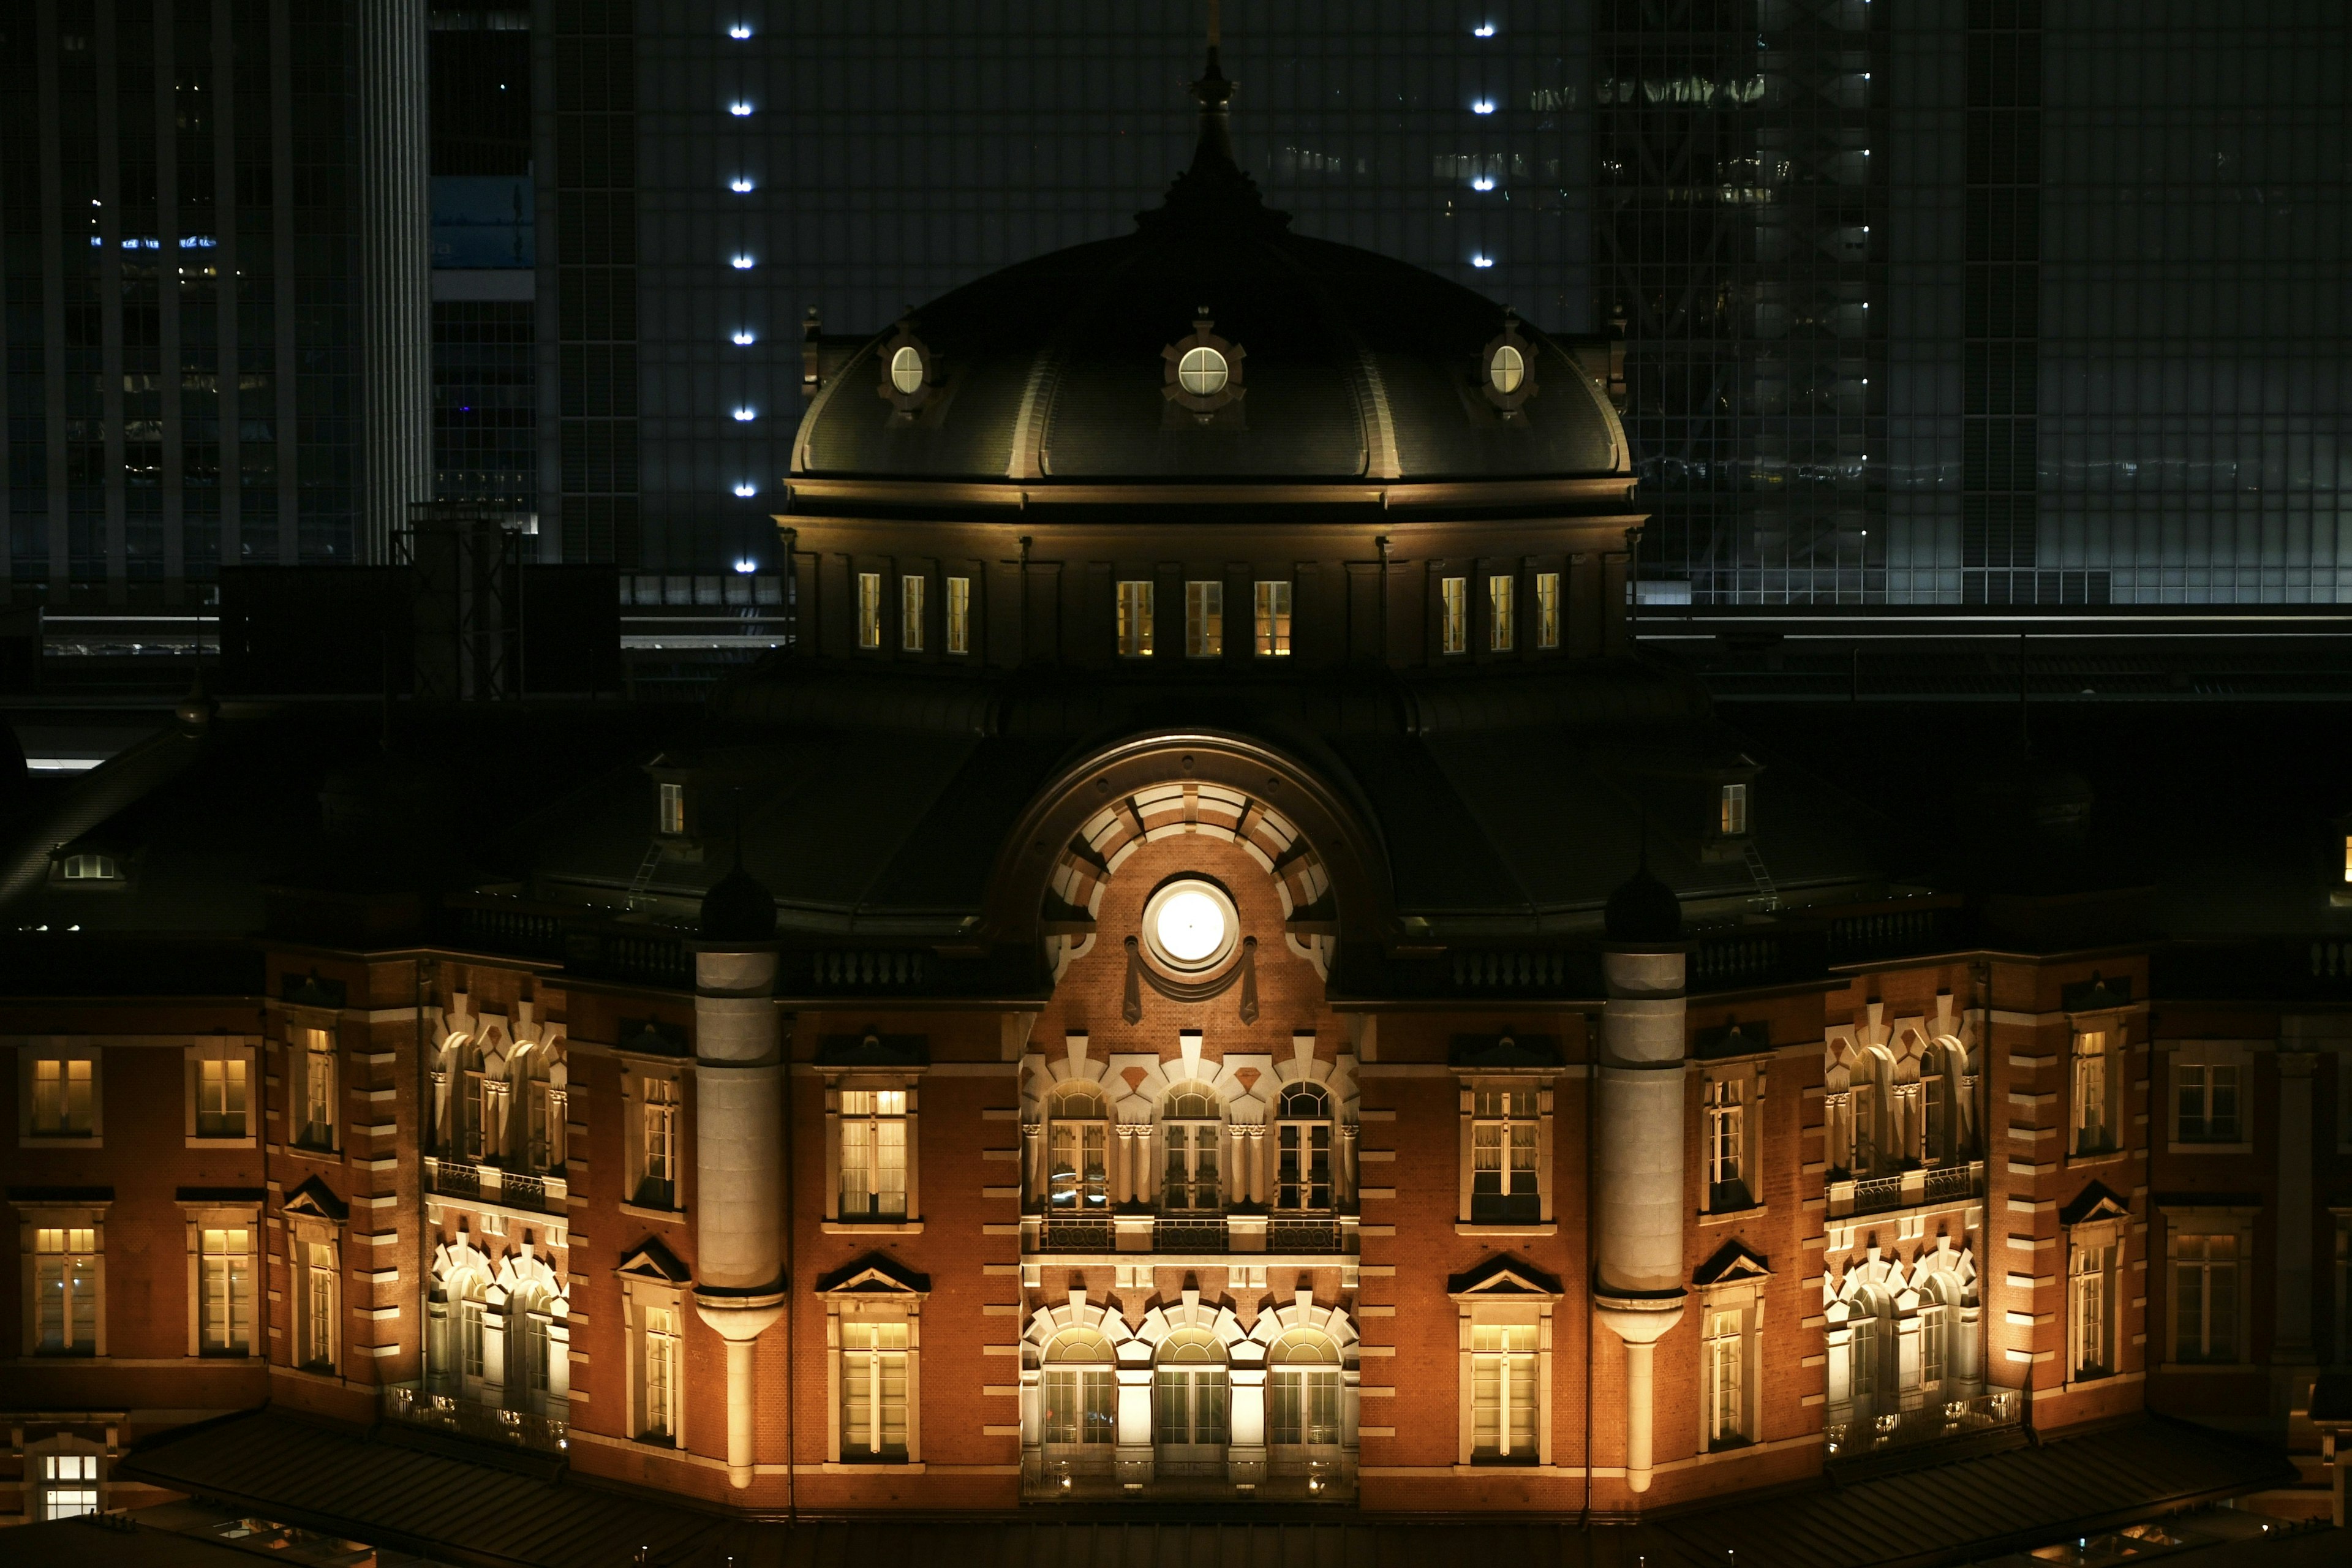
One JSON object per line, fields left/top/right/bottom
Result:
{"left": 1159, "top": 1085, "right": 1225, "bottom": 1215}
{"left": 1458, "top": 1076, "right": 1553, "bottom": 1230}
{"left": 1273, "top": 1082, "right": 1334, "bottom": 1213}
{"left": 1045, "top": 1084, "right": 1112, "bottom": 1216}
{"left": 183, "top": 1204, "right": 261, "bottom": 1359}
{"left": 292, "top": 1026, "right": 339, "bottom": 1153}
{"left": 1253, "top": 578, "right": 1292, "bottom": 657}
{"left": 657, "top": 780, "right": 687, "bottom": 836}
{"left": 2068, "top": 1025, "right": 2123, "bottom": 1160}
{"left": 2167, "top": 1041, "right": 2252, "bottom": 1152}
{"left": 945, "top": 575, "right": 971, "bottom": 655}
{"left": 1040, "top": 1325, "right": 1119, "bottom": 1450}
{"left": 1534, "top": 570, "right": 1560, "bottom": 649}
{"left": 618, "top": 1262, "right": 689, "bottom": 1448}
{"left": 1487, "top": 573, "right": 1514, "bottom": 651}
{"left": 1719, "top": 782, "right": 1749, "bottom": 837}
{"left": 1700, "top": 1290, "right": 1763, "bottom": 1450}
{"left": 2066, "top": 1232, "right": 2120, "bottom": 1384}
{"left": 26, "top": 1438, "right": 105, "bottom": 1521}
{"left": 19, "top": 1041, "right": 104, "bottom": 1146}
{"left": 857, "top": 570, "right": 883, "bottom": 649}
{"left": 1439, "top": 575, "right": 1468, "bottom": 655}
{"left": 824, "top": 1072, "right": 924, "bottom": 1229}
{"left": 900, "top": 573, "right": 926, "bottom": 652}
{"left": 820, "top": 1268, "right": 929, "bottom": 1467}
{"left": 17, "top": 1199, "right": 108, "bottom": 1358}
{"left": 186, "top": 1038, "right": 258, "bottom": 1146}
{"left": 2162, "top": 1205, "right": 2255, "bottom": 1368}
{"left": 1449, "top": 1263, "right": 1561, "bottom": 1467}
{"left": 1115, "top": 579, "right": 1155, "bottom": 657}
{"left": 621, "top": 1058, "right": 687, "bottom": 1214}
{"left": 1184, "top": 578, "right": 1224, "bottom": 658}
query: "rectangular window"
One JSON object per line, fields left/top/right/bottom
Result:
{"left": 35, "top": 1227, "right": 99, "bottom": 1355}
{"left": 946, "top": 576, "right": 971, "bottom": 655}
{"left": 658, "top": 781, "right": 685, "bottom": 835}
{"left": 1047, "top": 1115, "right": 1109, "bottom": 1213}
{"left": 900, "top": 575, "right": 925, "bottom": 652}
{"left": 1440, "top": 576, "right": 1468, "bottom": 654}
{"left": 1470, "top": 1322, "right": 1537, "bottom": 1460}
{"left": 462, "top": 1298, "right": 486, "bottom": 1379}
{"left": 2070, "top": 1242, "right": 2113, "bottom": 1378}
{"left": 1920, "top": 1303, "right": 1948, "bottom": 1388}
{"left": 62, "top": 854, "right": 118, "bottom": 880}
{"left": 41, "top": 1454, "right": 99, "bottom": 1520}
{"left": 197, "top": 1054, "right": 249, "bottom": 1139}
{"left": 1042, "top": 1363, "right": 1116, "bottom": 1446}
{"left": 2073, "top": 1032, "right": 2113, "bottom": 1155}
{"left": 1275, "top": 1117, "right": 1333, "bottom": 1212}
{"left": 1268, "top": 1362, "right": 1341, "bottom": 1446}
{"left": 1470, "top": 1087, "right": 1540, "bottom": 1223}
{"left": 1705, "top": 1309, "right": 1746, "bottom": 1447}
{"left": 1488, "top": 574, "right": 1514, "bottom": 650}
{"left": 1720, "top": 782, "right": 1749, "bottom": 836}
{"left": 297, "top": 1030, "right": 337, "bottom": 1149}
{"left": 642, "top": 1304, "right": 679, "bottom": 1441}
{"left": 301, "top": 1242, "right": 336, "bottom": 1369}
{"left": 1535, "top": 571, "right": 1560, "bottom": 649}
{"left": 31, "top": 1058, "right": 95, "bottom": 1136}
{"left": 839, "top": 1089, "right": 910, "bottom": 1219}
{"left": 857, "top": 571, "right": 883, "bottom": 648}
{"left": 1116, "top": 580, "right": 1155, "bottom": 657}
{"left": 2174, "top": 1234, "right": 2240, "bottom": 1363}
{"left": 1705, "top": 1077, "right": 1749, "bottom": 1208}
{"left": 1253, "top": 579, "right": 1292, "bottom": 657}
{"left": 636, "top": 1079, "right": 678, "bottom": 1208}
{"left": 199, "top": 1227, "right": 253, "bottom": 1355}
{"left": 2176, "top": 1061, "right": 2242, "bottom": 1144}
{"left": 1153, "top": 1360, "right": 1229, "bottom": 1445}
{"left": 841, "top": 1321, "right": 910, "bottom": 1458}
{"left": 1185, "top": 579, "right": 1223, "bottom": 657}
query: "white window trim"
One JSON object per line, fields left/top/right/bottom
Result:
{"left": 2067, "top": 1020, "right": 2125, "bottom": 1163}
{"left": 288, "top": 1026, "right": 341, "bottom": 1154}
{"left": 17, "top": 1040, "right": 105, "bottom": 1147}
{"left": 2160, "top": 1204, "right": 2257, "bottom": 1370}
{"left": 1700, "top": 1283, "right": 1764, "bottom": 1450}
{"left": 185, "top": 1038, "right": 260, "bottom": 1148}
{"left": 820, "top": 1274, "right": 929, "bottom": 1468}
{"left": 286, "top": 1219, "right": 342, "bottom": 1374}
{"left": 25, "top": 1434, "right": 108, "bottom": 1520}
{"left": 2064, "top": 1218, "right": 2125, "bottom": 1387}
{"left": 1454, "top": 1073, "right": 1557, "bottom": 1232}
{"left": 1534, "top": 570, "right": 1560, "bottom": 649}
{"left": 2164, "top": 1041, "right": 2254, "bottom": 1154}
{"left": 620, "top": 1272, "right": 688, "bottom": 1448}
{"left": 823, "top": 1072, "right": 923, "bottom": 1231}
{"left": 181, "top": 1200, "right": 263, "bottom": 1360}
{"left": 1702, "top": 1062, "right": 1762, "bottom": 1215}
{"left": 1449, "top": 1270, "right": 1559, "bottom": 1467}
{"left": 13, "top": 1197, "right": 111, "bottom": 1359}
{"left": 620, "top": 1057, "right": 688, "bottom": 1216}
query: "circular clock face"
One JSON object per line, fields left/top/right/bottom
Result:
{"left": 1141, "top": 877, "right": 1240, "bottom": 973}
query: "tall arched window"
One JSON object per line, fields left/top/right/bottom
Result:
{"left": 1921, "top": 1042, "right": 1950, "bottom": 1166}
{"left": 1825, "top": 1061, "right": 1853, "bottom": 1175}
{"left": 1275, "top": 1084, "right": 1333, "bottom": 1212}
{"left": 508, "top": 1283, "right": 554, "bottom": 1414}
{"left": 1161, "top": 1087, "right": 1223, "bottom": 1213}
{"left": 1266, "top": 1331, "right": 1342, "bottom": 1451}
{"left": 1047, "top": 1084, "right": 1110, "bottom": 1215}
{"left": 453, "top": 1040, "right": 491, "bottom": 1160}
{"left": 1917, "top": 1275, "right": 1953, "bottom": 1396}
{"left": 518, "top": 1047, "right": 566, "bottom": 1175}
{"left": 1040, "top": 1326, "right": 1117, "bottom": 1455}
{"left": 1845, "top": 1288, "right": 1894, "bottom": 1419}
{"left": 1852, "top": 1052, "right": 1892, "bottom": 1176}
{"left": 1153, "top": 1329, "right": 1229, "bottom": 1463}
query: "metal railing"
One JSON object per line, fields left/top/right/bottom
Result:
{"left": 381, "top": 1384, "right": 567, "bottom": 1454}
{"left": 1267, "top": 1218, "right": 1344, "bottom": 1253}
{"left": 1830, "top": 1160, "right": 1983, "bottom": 1219}
{"left": 426, "top": 1156, "right": 566, "bottom": 1215}
{"left": 1038, "top": 1218, "right": 1117, "bottom": 1254}
{"left": 1825, "top": 1389, "right": 2019, "bottom": 1463}
{"left": 1153, "top": 1217, "right": 1229, "bottom": 1253}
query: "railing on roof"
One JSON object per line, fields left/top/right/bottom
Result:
{"left": 438, "top": 894, "right": 693, "bottom": 989}
{"left": 1825, "top": 898, "right": 1971, "bottom": 965}
{"left": 1825, "top": 1388, "right": 2020, "bottom": 1464}
{"left": 805, "top": 949, "right": 933, "bottom": 990}
{"left": 1449, "top": 950, "right": 1581, "bottom": 990}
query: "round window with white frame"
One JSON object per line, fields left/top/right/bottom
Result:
{"left": 1177, "top": 346, "right": 1229, "bottom": 397}
{"left": 1163, "top": 313, "right": 1246, "bottom": 418}
{"left": 1488, "top": 343, "right": 1526, "bottom": 395}
{"left": 875, "top": 320, "right": 937, "bottom": 417}
{"left": 1479, "top": 311, "right": 1539, "bottom": 418}
{"left": 1140, "top": 876, "right": 1240, "bottom": 974}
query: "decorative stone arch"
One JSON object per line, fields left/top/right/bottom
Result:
{"left": 1018, "top": 1294, "right": 1142, "bottom": 1474}
{"left": 492, "top": 1247, "right": 571, "bottom": 1414}
{"left": 427, "top": 1233, "right": 499, "bottom": 1396}
{"left": 979, "top": 731, "right": 1392, "bottom": 984}
{"left": 1909, "top": 1235, "right": 1985, "bottom": 1401}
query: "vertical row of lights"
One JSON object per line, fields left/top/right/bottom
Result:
{"left": 726, "top": 23, "right": 761, "bottom": 516}
{"left": 1468, "top": 23, "right": 1498, "bottom": 271}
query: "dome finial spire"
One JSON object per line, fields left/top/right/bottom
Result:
{"left": 1143, "top": 0, "right": 1288, "bottom": 232}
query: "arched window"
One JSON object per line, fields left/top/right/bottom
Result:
{"left": 1267, "top": 1331, "right": 1341, "bottom": 1448}
{"left": 508, "top": 1283, "right": 554, "bottom": 1414}
{"left": 451, "top": 1039, "right": 490, "bottom": 1160}
{"left": 432, "top": 1269, "right": 493, "bottom": 1398}
{"left": 1917, "top": 1275, "right": 1953, "bottom": 1395}
{"left": 1921, "top": 1042, "right": 1950, "bottom": 1166}
{"left": 1161, "top": 1087, "right": 1223, "bottom": 1213}
{"left": 1825, "top": 1060, "right": 1853, "bottom": 1175}
{"left": 1845, "top": 1289, "right": 1894, "bottom": 1418}
{"left": 518, "top": 1047, "right": 567, "bottom": 1175}
{"left": 1153, "top": 1328, "right": 1229, "bottom": 1457}
{"left": 1047, "top": 1084, "right": 1110, "bottom": 1214}
{"left": 1852, "top": 1052, "right": 1891, "bottom": 1177}
{"left": 1275, "top": 1084, "right": 1332, "bottom": 1212}
{"left": 1041, "top": 1326, "right": 1117, "bottom": 1450}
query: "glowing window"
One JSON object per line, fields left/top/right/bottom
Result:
{"left": 900, "top": 575, "right": 925, "bottom": 652}
{"left": 946, "top": 577, "right": 971, "bottom": 655}
{"left": 1720, "top": 782, "right": 1749, "bottom": 835}
{"left": 1489, "top": 344, "right": 1525, "bottom": 394}
{"left": 889, "top": 345, "right": 924, "bottom": 394}
{"left": 858, "top": 572, "right": 883, "bottom": 649}
{"left": 1488, "top": 575, "right": 1514, "bottom": 651}
{"left": 1535, "top": 571, "right": 1560, "bottom": 648}
{"left": 1142, "top": 878, "right": 1238, "bottom": 974}
{"left": 1441, "top": 576, "right": 1468, "bottom": 654}
{"left": 1185, "top": 580, "right": 1223, "bottom": 658}
{"left": 1116, "top": 581, "right": 1154, "bottom": 657}
{"left": 1177, "top": 346, "right": 1229, "bottom": 396}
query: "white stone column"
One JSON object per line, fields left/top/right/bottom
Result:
{"left": 690, "top": 949, "right": 786, "bottom": 1489}
{"left": 1593, "top": 947, "right": 1689, "bottom": 1496}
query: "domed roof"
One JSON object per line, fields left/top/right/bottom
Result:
{"left": 793, "top": 51, "right": 1626, "bottom": 488}
{"left": 699, "top": 860, "right": 778, "bottom": 944}
{"left": 1604, "top": 861, "right": 1683, "bottom": 946}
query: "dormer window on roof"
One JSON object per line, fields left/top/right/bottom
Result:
{"left": 876, "top": 321, "right": 936, "bottom": 418}
{"left": 1163, "top": 313, "right": 1245, "bottom": 421}
{"left": 889, "top": 345, "right": 925, "bottom": 395}
{"left": 1488, "top": 344, "right": 1525, "bottom": 395}
{"left": 1479, "top": 312, "right": 1538, "bottom": 418}
{"left": 1178, "top": 346, "right": 1229, "bottom": 396}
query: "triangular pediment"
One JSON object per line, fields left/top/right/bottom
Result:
{"left": 2060, "top": 1181, "right": 2133, "bottom": 1228}
{"left": 815, "top": 1251, "right": 932, "bottom": 1299}
{"left": 1694, "top": 1238, "right": 1772, "bottom": 1287}
{"left": 282, "top": 1176, "right": 349, "bottom": 1224}
{"left": 616, "top": 1237, "right": 692, "bottom": 1284}
{"left": 1446, "top": 1253, "right": 1564, "bottom": 1302}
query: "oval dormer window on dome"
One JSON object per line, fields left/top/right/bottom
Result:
{"left": 1479, "top": 311, "right": 1539, "bottom": 419}
{"left": 1488, "top": 343, "right": 1526, "bottom": 395}
{"left": 875, "top": 320, "right": 936, "bottom": 418}
{"left": 889, "top": 345, "right": 925, "bottom": 395}
{"left": 1177, "top": 346, "right": 1229, "bottom": 397}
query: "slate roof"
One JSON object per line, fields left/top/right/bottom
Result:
{"left": 117, "top": 1410, "right": 2293, "bottom": 1568}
